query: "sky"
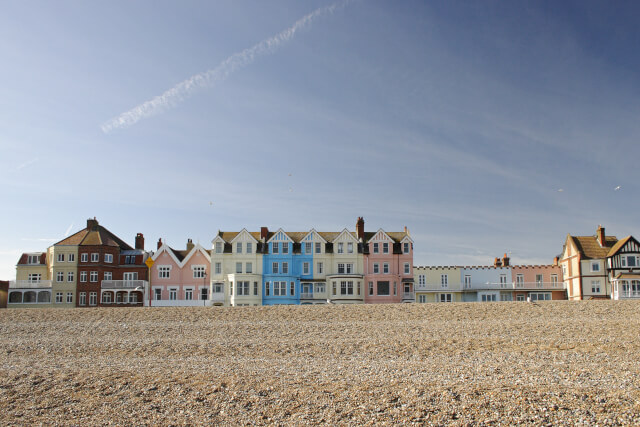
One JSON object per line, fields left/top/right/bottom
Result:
{"left": 1, "top": 0, "right": 639, "bottom": 279}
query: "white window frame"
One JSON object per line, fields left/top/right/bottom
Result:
{"left": 441, "top": 274, "right": 448, "bottom": 288}
{"left": 236, "top": 262, "right": 242, "bottom": 274}
{"left": 500, "top": 274, "right": 508, "bottom": 289}
{"left": 383, "top": 263, "right": 389, "bottom": 274}
{"left": 272, "top": 242, "right": 279, "bottom": 254}
{"left": 68, "top": 253, "right": 75, "bottom": 262}
{"left": 246, "top": 242, "right": 252, "bottom": 254}
{"left": 56, "top": 271, "right": 64, "bottom": 282}
{"left": 282, "top": 243, "right": 289, "bottom": 254}
{"left": 236, "top": 242, "right": 242, "bottom": 254}
{"left": 215, "top": 262, "right": 222, "bottom": 274}
{"left": 373, "top": 263, "right": 379, "bottom": 274}
{"left": 439, "top": 293, "right": 452, "bottom": 303}
{"left": 67, "top": 272, "right": 74, "bottom": 282}
{"left": 272, "top": 262, "right": 278, "bottom": 274}
{"left": 246, "top": 262, "right": 252, "bottom": 274}
{"left": 193, "top": 265, "right": 206, "bottom": 278}
{"left": 303, "top": 262, "right": 310, "bottom": 275}
{"left": 215, "top": 242, "right": 223, "bottom": 254}
{"left": 104, "top": 253, "right": 113, "bottom": 263}
{"left": 185, "top": 288, "right": 194, "bottom": 300}
{"left": 337, "top": 242, "right": 344, "bottom": 254}
{"left": 169, "top": 288, "right": 178, "bottom": 300}
{"left": 591, "top": 280, "right": 601, "bottom": 293}
{"left": 516, "top": 274, "right": 524, "bottom": 288}
{"left": 315, "top": 242, "right": 321, "bottom": 254}
{"left": 91, "top": 253, "right": 99, "bottom": 262}
{"left": 305, "top": 242, "right": 312, "bottom": 254}
{"left": 383, "top": 243, "right": 389, "bottom": 254}
{"left": 27, "top": 254, "right": 39, "bottom": 264}
{"left": 81, "top": 253, "right": 88, "bottom": 263}
{"left": 158, "top": 266, "right": 171, "bottom": 279}
{"left": 89, "top": 292, "right": 97, "bottom": 306}
{"left": 373, "top": 243, "right": 379, "bottom": 254}
{"left": 464, "top": 275, "right": 472, "bottom": 289}
{"left": 104, "top": 271, "right": 112, "bottom": 281}
{"left": 404, "top": 263, "right": 410, "bottom": 274}
{"left": 55, "top": 292, "right": 63, "bottom": 303}
{"left": 80, "top": 271, "right": 87, "bottom": 282}
{"left": 347, "top": 242, "right": 353, "bottom": 254}
{"left": 90, "top": 271, "right": 98, "bottom": 282}
{"left": 590, "top": 261, "right": 600, "bottom": 272}
{"left": 403, "top": 242, "right": 410, "bottom": 253}
{"left": 57, "top": 253, "right": 65, "bottom": 262}
{"left": 317, "top": 262, "right": 323, "bottom": 274}
{"left": 79, "top": 292, "right": 86, "bottom": 305}
{"left": 282, "top": 262, "right": 289, "bottom": 274}
{"left": 66, "top": 292, "right": 73, "bottom": 303}
{"left": 418, "top": 274, "right": 425, "bottom": 286}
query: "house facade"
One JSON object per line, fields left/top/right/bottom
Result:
{"left": 151, "top": 239, "right": 212, "bottom": 306}
{"left": 510, "top": 262, "right": 565, "bottom": 301}
{"left": 560, "top": 226, "right": 617, "bottom": 300}
{"left": 9, "top": 252, "right": 53, "bottom": 307}
{"left": 324, "top": 228, "right": 365, "bottom": 304}
{"left": 606, "top": 236, "right": 640, "bottom": 300}
{"left": 414, "top": 266, "right": 463, "bottom": 303}
{"left": 460, "top": 255, "right": 513, "bottom": 302}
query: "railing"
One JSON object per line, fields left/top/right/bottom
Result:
{"left": 301, "top": 292, "right": 314, "bottom": 299}
{"left": 9, "top": 280, "right": 52, "bottom": 289}
{"left": 513, "top": 281, "right": 561, "bottom": 290}
{"left": 101, "top": 280, "right": 148, "bottom": 289}
{"left": 403, "top": 292, "right": 415, "bottom": 300}
{"left": 211, "top": 291, "right": 225, "bottom": 302}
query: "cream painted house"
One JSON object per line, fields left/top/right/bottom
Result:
{"left": 414, "top": 266, "right": 463, "bottom": 303}
{"left": 9, "top": 252, "right": 53, "bottom": 307}
{"left": 46, "top": 244, "right": 78, "bottom": 307}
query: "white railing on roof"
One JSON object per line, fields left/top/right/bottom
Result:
{"left": 101, "top": 280, "right": 148, "bottom": 289}
{"left": 9, "top": 280, "right": 53, "bottom": 289}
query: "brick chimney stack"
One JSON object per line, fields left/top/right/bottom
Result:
{"left": 494, "top": 257, "right": 502, "bottom": 267}
{"left": 135, "top": 233, "right": 144, "bottom": 250}
{"left": 597, "top": 225, "right": 606, "bottom": 247}
{"left": 87, "top": 217, "right": 98, "bottom": 230}
{"left": 157, "top": 238, "right": 163, "bottom": 250}
{"left": 186, "top": 238, "right": 194, "bottom": 252}
{"left": 356, "top": 217, "right": 365, "bottom": 240}
{"left": 553, "top": 256, "right": 559, "bottom": 266}
{"left": 502, "top": 253, "right": 510, "bottom": 267}
{"left": 261, "top": 227, "right": 269, "bottom": 240}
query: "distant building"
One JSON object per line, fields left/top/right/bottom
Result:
{"left": 10, "top": 252, "right": 52, "bottom": 307}
{"left": 606, "top": 236, "right": 640, "bottom": 300}
{"left": 414, "top": 266, "right": 462, "bottom": 303}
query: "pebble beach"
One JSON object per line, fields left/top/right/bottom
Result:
{"left": 1, "top": 301, "right": 639, "bottom": 425}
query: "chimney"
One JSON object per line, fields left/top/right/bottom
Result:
{"left": 135, "top": 233, "right": 144, "bottom": 250}
{"left": 502, "top": 253, "right": 510, "bottom": 267}
{"left": 261, "top": 227, "right": 269, "bottom": 240}
{"left": 157, "top": 238, "right": 163, "bottom": 250}
{"left": 597, "top": 225, "right": 605, "bottom": 247}
{"left": 87, "top": 217, "right": 98, "bottom": 231}
{"left": 186, "top": 238, "right": 194, "bottom": 252}
{"left": 553, "top": 256, "right": 559, "bottom": 266}
{"left": 356, "top": 217, "right": 365, "bottom": 240}
{"left": 494, "top": 257, "right": 502, "bottom": 267}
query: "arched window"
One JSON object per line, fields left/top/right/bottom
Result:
{"left": 23, "top": 291, "right": 37, "bottom": 303}
{"left": 37, "top": 291, "right": 51, "bottom": 303}
{"left": 9, "top": 292, "right": 22, "bottom": 303}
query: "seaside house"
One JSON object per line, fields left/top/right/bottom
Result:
{"left": 460, "top": 255, "right": 513, "bottom": 302}
{"left": 606, "top": 235, "right": 640, "bottom": 300}
{"left": 510, "top": 260, "right": 565, "bottom": 301}
{"left": 414, "top": 266, "right": 462, "bottom": 303}
{"left": 9, "top": 252, "right": 52, "bottom": 307}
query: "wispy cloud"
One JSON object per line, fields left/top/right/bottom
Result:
{"left": 101, "top": 1, "right": 350, "bottom": 133}
{"left": 64, "top": 222, "right": 74, "bottom": 237}
{"left": 15, "top": 158, "right": 39, "bottom": 171}
{"left": 20, "top": 238, "right": 57, "bottom": 242}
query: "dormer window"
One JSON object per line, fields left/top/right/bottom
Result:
{"left": 215, "top": 242, "right": 223, "bottom": 254}
{"left": 27, "top": 255, "right": 39, "bottom": 264}
{"left": 383, "top": 243, "right": 389, "bottom": 254}
{"left": 315, "top": 242, "right": 321, "bottom": 254}
{"left": 373, "top": 243, "right": 379, "bottom": 254}
{"left": 272, "top": 242, "right": 279, "bottom": 254}
{"left": 246, "top": 243, "right": 252, "bottom": 254}
{"left": 236, "top": 242, "right": 242, "bottom": 254}
{"left": 282, "top": 243, "right": 289, "bottom": 254}
{"left": 403, "top": 243, "right": 410, "bottom": 254}
{"left": 590, "top": 261, "right": 600, "bottom": 272}
{"left": 305, "top": 242, "right": 312, "bottom": 254}
{"left": 337, "top": 243, "right": 344, "bottom": 254}
{"left": 347, "top": 242, "right": 353, "bottom": 254}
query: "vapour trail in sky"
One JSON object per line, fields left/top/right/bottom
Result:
{"left": 101, "top": 1, "right": 348, "bottom": 133}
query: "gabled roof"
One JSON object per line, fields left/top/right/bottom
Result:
{"left": 16, "top": 252, "right": 47, "bottom": 265}
{"left": 215, "top": 231, "right": 262, "bottom": 243}
{"left": 229, "top": 229, "right": 259, "bottom": 243}
{"left": 181, "top": 243, "right": 212, "bottom": 265}
{"left": 267, "top": 228, "right": 294, "bottom": 243}
{"left": 332, "top": 228, "right": 359, "bottom": 243}
{"left": 317, "top": 232, "right": 341, "bottom": 242}
{"left": 301, "top": 229, "right": 327, "bottom": 243}
{"left": 152, "top": 242, "right": 211, "bottom": 267}
{"left": 54, "top": 224, "right": 133, "bottom": 250}
{"left": 569, "top": 234, "right": 618, "bottom": 260}
{"left": 607, "top": 236, "right": 639, "bottom": 257}
{"left": 364, "top": 229, "right": 409, "bottom": 243}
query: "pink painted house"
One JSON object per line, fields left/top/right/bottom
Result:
{"left": 360, "top": 218, "right": 414, "bottom": 304}
{"left": 150, "top": 239, "right": 211, "bottom": 306}
{"left": 510, "top": 260, "right": 565, "bottom": 301}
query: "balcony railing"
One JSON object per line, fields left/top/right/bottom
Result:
{"left": 101, "top": 280, "right": 148, "bottom": 289}
{"left": 211, "top": 291, "right": 225, "bottom": 302}
{"left": 403, "top": 292, "right": 415, "bottom": 300}
{"left": 9, "top": 280, "right": 52, "bottom": 289}
{"left": 301, "top": 292, "right": 315, "bottom": 299}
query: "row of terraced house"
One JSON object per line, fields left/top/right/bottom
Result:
{"left": 5, "top": 218, "right": 640, "bottom": 308}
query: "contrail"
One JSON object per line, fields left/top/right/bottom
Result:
{"left": 102, "top": 1, "right": 348, "bottom": 133}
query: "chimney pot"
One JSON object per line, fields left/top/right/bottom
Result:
{"left": 356, "top": 217, "right": 365, "bottom": 240}
{"left": 186, "top": 238, "right": 194, "bottom": 252}
{"left": 597, "top": 225, "right": 606, "bottom": 247}
{"left": 86, "top": 218, "right": 99, "bottom": 230}
{"left": 261, "top": 227, "right": 269, "bottom": 240}
{"left": 135, "top": 233, "right": 144, "bottom": 250}
{"left": 157, "top": 238, "right": 162, "bottom": 250}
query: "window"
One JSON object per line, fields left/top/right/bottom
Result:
{"left": 303, "top": 262, "right": 310, "bottom": 275}
{"left": 315, "top": 242, "right": 321, "bottom": 254}
{"left": 102, "top": 292, "right": 112, "bottom": 304}
{"left": 89, "top": 292, "right": 97, "bottom": 306}
{"left": 530, "top": 292, "right": 551, "bottom": 301}
{"left": 193, "top": 266, "right": 206, "bottom": 278}
{"left": 500, "top": 274, "right": 508, "bottom": 289}
{"left": 418, "top": 294, "right": 427, "bottom": 303}
{"left": 305, "top": 242, "right": 312, "bottom": 254}
{"left": 394, "top": 282, "right": 397, "bottom": 296}
{"left": 81, "top": 253, "right": 88, "bottom": 263}
{"left": 254, "top": 282, "right": 258, "bottom": 296}
{"left": 403, "top": 242, "right": 410, "bottom": 253}
{"left": 265, "top": 282, "right": 270, "bottom": 296}
{"left": 68, "top": 253, "right": 75, "bottom": 262}
{"left": 373, "top": 243, "right": 379, "bottom": 254}
{"left": 332, "top": 281, "right": 337, "bottom": 296}
{"left": 246, "top": 262, "right": 252, "bottom": 274}
{"left": 185, "top": 289, "right": 193, "bottom": 300}
{"left": 341, "top": 281, "right": 354, "bottom": 295}
{"left": 337, "top": 242, "right": 344, "bottom": 254}
{"left": 347, "top": 242, "right": 353, "bottom": 253}
{"left": 551, "top": 275, "right": 558, "bottom": 287}
{"left": 57, "top": 253, "right": 64, "bottom": 262}
{"left": 105, "top": 254, "right": 113, "bottom": 263}
{"left": 236, "top": 262, "right": 242, "bottom": 274}
{"left": 464, "top": 275, "right": 472, "bottom": 289}
{"left": 104, "top": 271, "right": 112, "bottom": 281}
{"left": 536, "top": 274, "right": 543, "bottom": 288}
{"left": 282, "top": 262, "right": 289, "bottom": 274}
{"left": 158, "top": 266, "right": 170, "bottom": 279}
{"left": 383, "top": 263, "right": 389, "bottom": 274}
{"left": 273, "top": 262, "right": 278, "bottom": 274}
{"left": 91, "top": 253, "right": 99, "bottom": 262}
{"left": 236, "top": 242, "right": 242, "bottom": 254}
{"left": 64, "top": 292, "right": 71, "bottom": 303}
{"left": 215, "top": 242, "right": 223, "bottom": 254}
{"left": 516, "top": 294, "right": 526, "bottom": 302}
{"left": 591, "top": 280, "right": 601, "bottom": 293}
{"left": 317, "top": 262, "right": 323, "bottom": 274}
{"left": 123, "top": 272, "right": 137, "bottom": 282}
{"left": 290, "top": 282, "right": 295, "bottom": 296}
{"left": 373, "top": 263, "right": 379, "bottom": 274}
{"left": 125, "top": 255, "right": 136, "bottom": 264}
{"left": 79, "top": 292, "right": 86, "bottom": 305}
{"left": 621, "top": 255, "right": 639, "bottom": 267}
{"left": 57, "top": 271, "right": 64, "bottom": 282}
{"left": 383, "top": 243, "right": 389, "bottom": 254}
{"left": 154, "top": 288, "right": 162, "bottom": 300}
{"left": 369, "top": 282, "right": 374, "bottom": 295}
{"left": 516, "top": 274, "right": 524, "bottom": 288}
{"left": 439, "top": 293, "right": 452, "bottom": 303}
{"left": 246, "top": 242, "right": 252, "bottom": 254}
{"left": 67, "top": 272, "right": 74, "bottom": 282}
{"left": 441, "top": 274, "right": 448, "bottom": 288}
{"left": 404, "top": 263, "right": 410, "bottom": 274}
{"left": 481, "top": 294, "right": 497, "bottom": 302}
{"left": 237, "top": 281, "right": 250, "bottom": 296}
{"left": 377, "top": 281, "right": 390, "bottom": 296}
{"left": 338, "top": 263, "right": 345, "bottom": 274}
{"left": 315, "top": 283, "right": 325, "bottom": 294}
{"left": 591, "top": 262, "right": 600, "bottom": 272}
{"left": 282, "top": 243, "right": 289, "bottom": 254}
{"left": 201, "top": 287, "right": 209, "bottom": 300}
{"left": 80, "top": 271, "right": 87, "bottom": 282}
{"left": 215, "top": 262, "right": 221, "bottom": 274}
{"left": 55, "top": 292, "right": 63, "bottom": 303}
{"left": 272, "top": 242, "right": 279, "bottom": 254}
{"left": 28, "top": 273, "right": 41, "bottom": 283}
{"left": 129, "top": 293, "right": 138, "bottom": 304}
{"left": 169, "top": 289, "right": 177, "bottom": 300}
{"left": 90, "top": 271, "right": 98, "bottom": 282}
{"left": 274, "top": 281, "right": 286, "bottom": 296}
{"left": 27, "top": 254, "right": 40, "bottom": 264}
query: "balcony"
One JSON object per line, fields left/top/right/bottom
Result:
{"left": 211, "top": 291, "right": 225, "bottom": 303}
{"left": 402, "top": 292, "right": 415, "bottom": 301}
{"left": 513, "top": 282, "right": 561, "bottom": 290}
{"left": 301, "top": 292, "right": 315, "bottom": 299}
{"left": 9, "top": 280, "right": 52, "bottom": 289}
{"left": 101, "top": 280, "right": 148, "bottom": 290}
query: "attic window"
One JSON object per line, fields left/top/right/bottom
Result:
{"left": 27, "top": 255, "right": 40, "bottom": 264}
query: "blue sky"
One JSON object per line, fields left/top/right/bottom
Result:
{"left": 1, "top": 0, "right": 639, "bottom": 279}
